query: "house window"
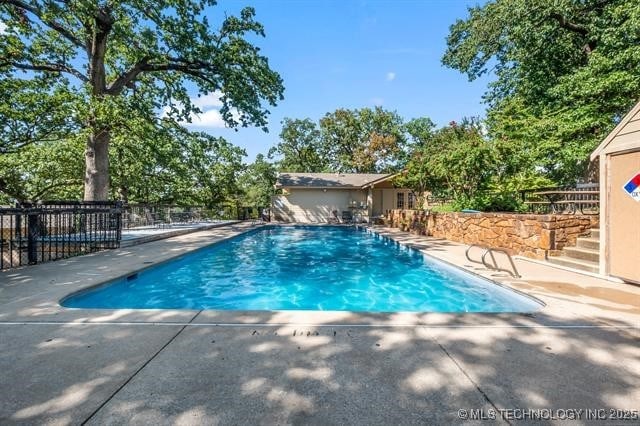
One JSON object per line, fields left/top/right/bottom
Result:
{"left": 396, "top": 192, "right": 405, "bottom": 209}
{"left": 407, "top": 192, "right": 415, "bottom": 209}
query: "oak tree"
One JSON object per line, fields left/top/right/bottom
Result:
{"left": 319, "top": 107, "right": 406, "bottom": 173}
{"left": 268, "top": 118, "right": 328, "bottom": 172}
{"left": 0, "top": 0, "right": 284, "bottom": 200}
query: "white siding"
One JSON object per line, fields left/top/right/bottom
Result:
{"left": 381, "top": 189, "right": 396, "bottom": 212}
{"left": 603, "top": 110, "right": 640, "bottom": 154}
{"left": 379, "top": 189, "right": 413, "bottom": 212}
{"left": 271, "top": 187, "right": 419, "bottom": 223}
{"left": 272, "top": 189, "right": 367, "bottom": 223}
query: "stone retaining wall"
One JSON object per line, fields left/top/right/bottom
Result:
{"left": 384, "top": 210, "right": 599, "bottom": 259}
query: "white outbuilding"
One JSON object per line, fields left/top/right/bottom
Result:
{"left": 590, "top": 100, "right": 640, "bottom": 284}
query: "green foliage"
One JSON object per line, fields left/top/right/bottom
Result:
{"left": 268, "top": 118, "right": 328, "bottom": 172}
{"left": 398, "top": 119, "right": 497, "bottom": 205}
{"left": 429, "top": 204, "right": 456, "bottom": 213}
{"left": 319, "top": 107, "right": 407, "bottom": 173}
{"left": 452, "top": 192, "right": 521, "bottom": 213}
{"left": 392, "top": 117, "right": 438, "bottom": 203}
{"left": 404, "top": 117, "right": 437, "bottom": 148}
{"left": 238, "top": 154, "right": 277, "bottom": 207}
{"left": 450, "top": 171, "right": 557, "bottom": 212}
{"left": 0, "top": 1, "right": 284, "bottom": 130}
{"left": 443, "top": 0, "right": 640, "bottom": 183}
{"left": 0, "top": 117, "right": 246, "bottom": 206}
{"left": 111, "top": 123, "right": 245, "bottom": 207}
{"left": 0, "top": 77, "right": 79, "bottom": 154}
{"left": 491, "top": 172, "right": 556, "bottom": 194}
{"left": 0, "top": 138, "right": 84, "bottom": 204}
{"left": 270, "top": 108, "right": 408, "bottom": 174}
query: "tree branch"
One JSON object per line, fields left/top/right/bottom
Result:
{"left": 32, "top": 179, "right": 83, "bottom": 201}
{"left": 550, "top": 13, "right": 589, "bottom": 36}
{"left": 550, "top": 13, "right": 596, "bottom": 54}
{"left": 0, "top": 60, "right": 88, "bottom": 82}
{"left": 105, "top": 57, "right": 150, "bottom": 94}
{"left": 1, "top": 131, "right": 55, "bottom": 153}
{"left": 106, "top": 58, "right": 219, "bottom": 95}
{"left": 1, "top": 0, "right": 85, "bottom": 49}
{"left": 1, "top": 115, "right": 71, "bottom": 153}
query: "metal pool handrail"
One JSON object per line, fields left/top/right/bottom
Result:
{"left": 465, "top": 244, "right": 521, "bottom": 278}
{"left": 465, "top": 245, "right": 486, "bottom": 265}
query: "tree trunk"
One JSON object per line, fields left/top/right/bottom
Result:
{"left": 83, "top": 8, "right": 114, "bottom": 201}
{"left": 84, "top": 129, "right": 110, "bottom": 201}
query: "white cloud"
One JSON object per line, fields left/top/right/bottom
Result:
{"left": 191, "top": 91, "right": 223, "bottom": 109}
{"left": 371, "top": 97, "right": 384, "bottom": 106}
{"left": 386, "top": 72, "right": 396, "bottom": 81}
{"left": 0, "top": 21, "right": 7, "bottom": 35}
{"left": 185, "top": 108, "right": 227, "bottom": 128}
{"left": 161, "top": 91, "right": 240, "bottom": 128}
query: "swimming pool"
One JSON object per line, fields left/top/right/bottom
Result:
{"left": 62, "top": 226, "right": 542, "bottom": 312}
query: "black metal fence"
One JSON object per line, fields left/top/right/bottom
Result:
{"left": 122, "top": 204, "right": 242, "bottom": 228}
{"left": 520, "top": 183, "right": 599, "bottom": 214}
{"left": 0, "top": 201, "right": 122, "bottom": 270}
{"left": 121, "top": 204, "right": 268, "bottom": 228}
{"left": 240, "top": 206, "right": 270, "bottom": 221}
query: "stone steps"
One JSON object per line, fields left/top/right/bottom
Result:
{"left": 547, "top": 256, "right": 600, "bottom": 274}
{"left": 563, "top": 246, "right": 599, "bottom": 262}
{"left": 576, "top": 237, "right": 599, "bottom": 250}
{"left": 547, "top": 228, "right": 600, "bottom": 273}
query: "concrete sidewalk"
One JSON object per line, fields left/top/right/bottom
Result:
{"left": 1, "top": 223, "right": 639, "bottom": 425}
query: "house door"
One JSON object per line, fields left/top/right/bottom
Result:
{"left": 372, "top": 189, "right": 383, "bottom": 216}
{"left": 608, "top": 150, "right": 640, "bottom": 283}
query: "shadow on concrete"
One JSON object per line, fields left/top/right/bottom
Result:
{"left": 2, "top": 310, "right": 637, "bottom": 425}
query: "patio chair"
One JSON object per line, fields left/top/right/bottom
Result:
{"left": 341, "top": 210, "right": 353, "bottom": 224}
{"left": 127, "top": 213, "right": 143, "bottom": 228}
{"left": 144, "top": 210, "right": 164, "bottom": 228}
{"left": 328, "top": 210, "right": 340, "bottom": 224}
{"left": 370, "top": 214, "right": 385, "bottom": 225}
{"left": 327, "top": 210, "right": 340, "bottom": 223}
{"left": 259, "top": 208, "right": 270, "bottom": 223}
{"left": 250, "top": 215, "right": 262, "bottom": 225}
{"left": 121, "top": 212, "right": 132, "bottom": 229}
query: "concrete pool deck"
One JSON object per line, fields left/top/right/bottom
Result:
{"left": 0, "top": 223, "right": 638, "bottom": 424}
{"left": 120, "top": 220, "right": 239, "bottom": 247}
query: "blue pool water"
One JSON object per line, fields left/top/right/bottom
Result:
{"left": 62, "top": 226, "right": 541, "bottom": 312}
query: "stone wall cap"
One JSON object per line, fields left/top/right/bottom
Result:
{"left": 428, "top": 211, "right": 598, "bottom": 220}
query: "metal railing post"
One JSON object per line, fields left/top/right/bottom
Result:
{"left": 27, "top": 210, "right": 39, "bottom": 265}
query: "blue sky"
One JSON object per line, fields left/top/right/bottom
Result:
{"left": 184, "top": 0, "right": 491, "bottom": 161}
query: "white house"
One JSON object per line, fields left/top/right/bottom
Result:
{"left": 271, "top": 173, "right": 417, "bottom": 223}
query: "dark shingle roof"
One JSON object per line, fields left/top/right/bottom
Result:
{"left": 276, "top": 173, "right": 394, "bottom": 188}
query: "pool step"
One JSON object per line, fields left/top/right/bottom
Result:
{"left": 547, "top": 227, "right": 600, "bottom": 274}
